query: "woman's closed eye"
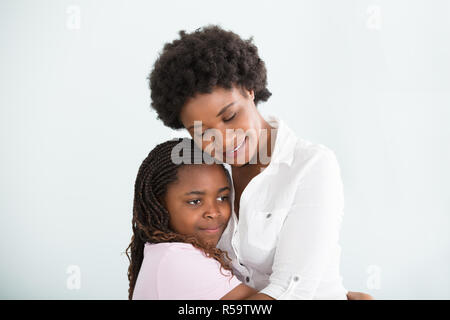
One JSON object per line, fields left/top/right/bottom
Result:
{"left": 223, "top": 112, "right": 237, "bottom": 122}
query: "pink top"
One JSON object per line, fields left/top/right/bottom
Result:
{"left": 132, "top": 242, "right": 242, "bottom": 300}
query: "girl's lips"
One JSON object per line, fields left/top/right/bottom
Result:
{"left": 200, "top": 224, "right": 224, "bottom": 233}
{"left": 203, "top": 228, "right": 220, "bottom": 233}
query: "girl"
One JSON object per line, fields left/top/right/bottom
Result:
{"left": 147, "top": 25, "right": 373, "bottom": 300}
{"left": 126, "top": 138, "right": 259, "bottom": 299}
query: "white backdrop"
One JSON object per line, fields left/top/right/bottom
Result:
{"left": 1, "top": 0, "right": 449, "bottom": 299}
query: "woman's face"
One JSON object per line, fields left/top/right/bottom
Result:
{"left": 163, "top": 164, "right": 232, "bottom": 247}
{"left": 179, "top": 85, "right": 264, "bottom": 167}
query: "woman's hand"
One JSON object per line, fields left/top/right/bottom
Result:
{"left": 347, "top": 291, "right": 374, "bottom": 300}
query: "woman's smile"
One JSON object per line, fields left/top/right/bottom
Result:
{"left": 224, "top": 136, "right": 248, "bottom": 161}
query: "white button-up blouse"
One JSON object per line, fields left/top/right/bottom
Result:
{"left": 217, "top": 114, "right": 348, "bottom": 300}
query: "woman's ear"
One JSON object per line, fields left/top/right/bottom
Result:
{"left": 237, "top": 85, "right": 254, "bottom": 101}
{"left": 249, "top": 89, "right": 254, "bottom": 100}
{"left": 244, "top": 88, "right": 255, "bottom": 100}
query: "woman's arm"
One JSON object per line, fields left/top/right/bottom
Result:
{"left": 244, "top": 291, "right": 374, "bottom": 300}
{"left": 347, "top": 291, "right": 374, "bottom": 300}
{"left": 220, "top": 284, "right": 259, "bottom": 300}
{"left": 222, "top": 286, "right": 374, "bottom": 300}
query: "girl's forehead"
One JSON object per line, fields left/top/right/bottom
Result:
{"left": 177, "top": 163, "right": 227, "bottom": 179}
{"left": 172, "top": 164, "right": 230, "bottom": 189}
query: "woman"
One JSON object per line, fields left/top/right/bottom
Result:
{"left": 147, "top": 25, "right": 373, "bottom": 300}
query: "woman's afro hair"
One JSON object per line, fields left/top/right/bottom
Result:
{"left": 148, "top": 24, "right": 272, "bottom": 129}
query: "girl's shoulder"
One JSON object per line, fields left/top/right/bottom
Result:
{"left": 140, "top": 242, "right": 239, "bottom": 300}
{"left": 143, "top": 241, "right": 209, "bottom": 263}
{"left": 143, "top": 241, "right": 231, "bottom": 278}
{"left": 144, "top": 241, "right": 196, "bottom": 251}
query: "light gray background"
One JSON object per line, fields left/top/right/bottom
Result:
{"left": 1, "top": 0, "right": 449, "bottom": 299}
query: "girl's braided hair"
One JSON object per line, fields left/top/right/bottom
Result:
{"left": 125, "top": 138, "right": 234, "bottom": 300}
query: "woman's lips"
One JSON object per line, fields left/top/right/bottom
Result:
{"left": 223, "top": 136, "right": 247, "bottom": 158}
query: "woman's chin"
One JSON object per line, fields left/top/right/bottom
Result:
{"left": 224, "top": 150, "right": 257, "bottom": 167}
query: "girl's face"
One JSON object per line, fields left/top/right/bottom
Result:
{"left": 179, "top": 84, "right": 265, "bottom": 167}
{"left": 163, "top": 164, "right": 232, "bottom": 247}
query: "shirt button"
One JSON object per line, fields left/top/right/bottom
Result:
{"left": 266, "top": 213, "right": 272, "bottom": 218}
{"left": 245, "top": 276, "right": 250, "bottom": 283}
{"left": 293, "top": 276, "right": 299, "bottom": 282}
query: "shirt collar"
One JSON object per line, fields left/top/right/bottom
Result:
{"left": 263, "top": 114, "right": 297, "bottom": 167}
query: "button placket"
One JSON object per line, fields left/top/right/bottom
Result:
{"left": 231, "top": 229, "right": 249, "bottom": 277}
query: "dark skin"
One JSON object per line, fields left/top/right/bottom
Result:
{"left": 163, "top": 164, "right": 232, "bottom": 248}
{"left": 161, "top": 163, "right": 259, "bottom": 299}
{"left": 180, "top": 85, "right": 374, "bottom": 300}
{"left": 181, "top": 84, "right": 273, "bottom": 218}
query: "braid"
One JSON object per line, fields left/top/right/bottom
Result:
{"left": 125, "top": 138, "right": 234, "bottom": 300}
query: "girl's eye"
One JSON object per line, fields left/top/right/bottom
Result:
{"left": 223, "top": 113, "right": 236, "bottom": 122}
{"left": 187, "top": 199, "right": 201, "bottom": 205}
{"left": 218, "top": 195, "right": 229, "bottom": 202}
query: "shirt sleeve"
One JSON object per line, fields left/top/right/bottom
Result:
{"left": 259, "top": 149, "right": 345, "bottom": 299}
{"left": 156, "top": 245, "right": 242, "bottom": 300}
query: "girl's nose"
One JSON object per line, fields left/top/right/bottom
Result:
{"left": 204, "top": 211, "right": 219, "bottom": 219}
{"left": 204, "top": 202, "right": 221, "bottom": 219}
